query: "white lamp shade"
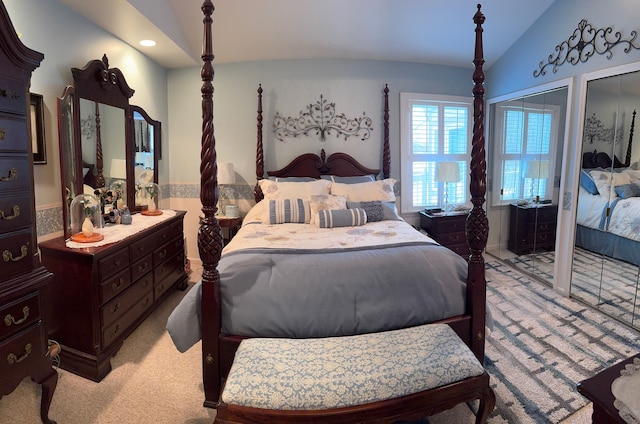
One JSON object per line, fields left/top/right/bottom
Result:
{"left": 524, "top": 160, "right": 550, "bottom": 179}
{"left": 435, "top": 162, "right": 460, "bottom": 183}
{"left": 109, "top": 158, "right": 127, "bottom": 179}
{"left": 218, "top": 162, "right": 235, "bottom": 185}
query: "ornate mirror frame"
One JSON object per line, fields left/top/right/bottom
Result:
{"left": 57, "top": 55, "right": 160, "bottom": 239}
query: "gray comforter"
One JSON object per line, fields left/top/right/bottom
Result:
{"left": 167, "top": 241, "right": 468, "bottom": 353}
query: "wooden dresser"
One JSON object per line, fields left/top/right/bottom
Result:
{"left": 507, "top": 203, "right": 557, "bottom": 255}
{"left": 38, "top": 211, "right": 189, "bottom": 382}
{"left": 0, "top": 2, "right": 58, "bottom": 423}
{"left": 419, "top": 210, "right": 469, "bottom": 258}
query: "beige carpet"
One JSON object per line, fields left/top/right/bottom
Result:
{"left": 0, "top": 264, "right": 595, "bottom": 424}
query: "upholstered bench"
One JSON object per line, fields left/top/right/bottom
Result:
{"left": 214, "top": 323, "right": 495, "bottom": 423}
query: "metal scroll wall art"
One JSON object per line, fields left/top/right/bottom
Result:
{"left": 273, "top": 95, "right": 373, "bottom": 142}
{"left": 534, "top": 19, "right": 640, "bottom": 77}
{"left": 583, "top": 112, "right": 624, "bottom": 145}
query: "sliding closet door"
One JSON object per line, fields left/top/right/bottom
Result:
{"left": 488, "top": 87, "right": 568, "bottom": 287}
{"left": 573, "top": 69, "right": 640, "bottom": 328}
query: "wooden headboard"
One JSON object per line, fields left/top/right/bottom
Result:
{"left": 253, "top": 84, "right": 390, "bottom": 202}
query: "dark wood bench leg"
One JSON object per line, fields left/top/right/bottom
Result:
{"left": 475, "top": 385, "right": 496, "bottom": 424}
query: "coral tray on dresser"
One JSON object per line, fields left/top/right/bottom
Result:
{"left": 38, "top": 210, "right": 189, "bottom": 381}
{"left": 0, "top": 1, "right": 58, "bottom": 423}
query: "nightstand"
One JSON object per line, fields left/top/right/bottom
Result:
{"left": 218, "top": 216, "right": 242, "bottom": 244}
{"left": 507, "top": 203, "right": 557, "bottom": 255}
{"left": 419, "top": 211, "right": 469, "bottom": 258}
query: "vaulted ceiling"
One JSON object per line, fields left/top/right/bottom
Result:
{"left": 58, "top": 0, "right": 557, "bottom": 70}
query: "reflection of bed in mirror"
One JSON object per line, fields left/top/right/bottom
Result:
{"left": 576, "top": 112, "right": 640, "bottom": 267}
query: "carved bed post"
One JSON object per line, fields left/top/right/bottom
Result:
{"left": 383, "top": 84, "right": 390, "bottom": 179}
{"left": 625, "top": 109, "right": 635, "bottom": 167}
{"left": 199, "top": 0, "right": 223, "bottom": 407}
{"left": 467, "top": 3, "right": 488, "bottom": 362}
{"left": 254, "top": 84, "right": 264, "bottom": 202}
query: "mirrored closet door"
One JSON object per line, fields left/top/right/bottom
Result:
{"left": 573, "top": 69, "right": 640, "bottom": 328}
{"left": 487, "top": 86, "right": 569, "bottom": 287}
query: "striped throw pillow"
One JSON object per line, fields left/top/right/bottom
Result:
{"left": 317, "top": 208, "right": 367, "bottom": 228}
{"left": 267, "top": 198, "right": 309, "bottom": 224}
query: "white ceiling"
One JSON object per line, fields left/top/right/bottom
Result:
{"left": 58, "top": 0, "right": 557, "bottom": 70}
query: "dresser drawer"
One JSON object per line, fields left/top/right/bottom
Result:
{"left": 130, "top": 237, "right": 153, "bottom": 261}
{"left": 0, "top": 156, "right": 30, "bottom": 192}
{"left": 0, "top": 291, "right": 40, "bottom": 340}
{"left": 153, "top": 236, "right": 183, "bottom": 266}
{"left": 131, "top": 254, "right": 153, "bottom": 282}
{"left": 0, "top": 322, "right": 46, "bottom": 389}
{"left": 436, "top": 231, "right": 466, "bottom": 246}
{"left": 0, "top": 76, "right": 26, "bottom": 115}
{"left": 102, "top": 290, "right": 153, "bottom": 347}
{"left": 0, "top": 192, "right": 33, "bottom": 233}
{"left": 99, "top": 268, "right": 132, "bottom": 305}
{"left": 154, "top": 263, "right": 183, "bottom": 301}
{"left": 101, "top": 275, "right": 154, "bottom": 328}
{"left": 0, "top": 113, "right": 28, "bottom": 152}
{"left": 98, "top": 248, "right": 130, "bottom": 281}
{"left": 0, "top": 228, "right": 33, "bottom": 278}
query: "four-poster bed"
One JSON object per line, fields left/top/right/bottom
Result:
{"left": 189, "top": 0, "right": 489, "bottom": 411}
{"left": 577, "top": 112, "right": 640, "bottom": 267}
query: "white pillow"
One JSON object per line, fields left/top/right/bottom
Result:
{"left": 308, "top": 194, "right": 347, "bottom": 225}
{"left": 330, "top": 178, "right": 396, "bottom": 202}
{"left": 590, "top": 170, "right": 631, "bottom": 198}
{"left": 258, "top": 179, "right": 331, "bottom": 200}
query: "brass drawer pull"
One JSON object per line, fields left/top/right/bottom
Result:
{"left": 111, "top": 324, "right": 120, "bottom": 336}
{"left": 158, "top": 249, "right": 167, "bottom": 259}
{"left": 0, "top": 205, "right": 20, "bottom": 220}
{"left": 3, "top": 245, "right": 28, "bottom": 262}
{"left": 7, "top": 343, "right": 32, "bottom": 364}
{"left": 138, "top": 263, "right": 148, "bottom": 273}
{"left": 0, "top": 127, "right": 5, "bottom": 140}
{"left": 4, "top": 306, "right": 29, "bottom": 326}
{"left": 0, "top": 168, "right": 17, "bottom": 182}
{"left": 0, "top": 87, "right": 19, "bottom": 99}
{"left": 110, "top": 302, "right": 120, "bottom": 314}
{"left": 112, "top": 278, "right": 124, "bottom": 291}
{"left": 142, "top": 297, "right": 150, "bottom": 307}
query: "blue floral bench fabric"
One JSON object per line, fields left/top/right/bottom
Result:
{"left": 220, "top": 323, "right": 487, "bottom": 411}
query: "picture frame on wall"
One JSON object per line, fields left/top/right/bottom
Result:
{"left": 30, "top": 92, "right": 46, "bottom": 164}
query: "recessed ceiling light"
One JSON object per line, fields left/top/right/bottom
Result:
{"left": 140, "top": 39, "right": 156, "bottom": 47}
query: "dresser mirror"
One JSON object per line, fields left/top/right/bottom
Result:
{"left": 57, "top": 55, "right": 160, "bottom": 239}
{"left": 572, "top": 66, "right": 640, "bottom": 329}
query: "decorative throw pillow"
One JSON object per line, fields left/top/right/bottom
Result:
{"left": 258, "top": 179, "right": 331, "bottom": 200}
{"left": 308, "top": 194, "right": 348, "bottom": 225}
{"left": 266, "top": 198, "right": 310, "bottom": 224}
{"left": 316, "top": 208, "right": 367, "bottom": 228}
{"left": 346, "top": 201, "right": 400, "bottom": 222}
{"left": 579, "top": 169, "right": 599, "bottom": 195}
{"left": 320, "top": 175, "right": 376, "bottom": 183}
{"left": 330, "top": 178, "right": 396, "bottom": 202}
{"left": 589, "top": 170, "right": 631, "bottom": 198}
{"left": 615, "top": 183, "right": 640, "bottom": 199}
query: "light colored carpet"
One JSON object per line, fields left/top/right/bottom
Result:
{"left": 1, "top": 261, "right": 637, "bottom": 423}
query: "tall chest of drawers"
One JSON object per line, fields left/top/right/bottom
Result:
{"left": 38, "top": 211, "right": 189, "bottom": 381}
{"left": 507, "top": 203, "right": 557, "bottom": 255}
{"left": 0, "top": 2, "right": 58, "bottom": 423}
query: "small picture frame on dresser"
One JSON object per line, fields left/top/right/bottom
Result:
{"left": 30, "top": 92, "right": 46, "bottom": 164}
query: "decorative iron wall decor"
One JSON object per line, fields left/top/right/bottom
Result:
{"left": 583, "top": 112, "right": 624, "bottom": 145}
{"left": 273, "top": 95, "right": 373, "bottom": 142}
{"left": 534, "top": 19, "right": 640, "bottom": 77}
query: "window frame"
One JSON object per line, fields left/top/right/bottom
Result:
{"left": 491, "top": 101, "right": 560, "bottom": 206}
{"left": 400, "top": 92, "right": 473, "bottom": 213}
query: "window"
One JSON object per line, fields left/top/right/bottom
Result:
{"left": 400, "top": 93, "right": 472, "bottom": 213}
{"left": 492, "top": 102, "right": 559, "bottom": 205}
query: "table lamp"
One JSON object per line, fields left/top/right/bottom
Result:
{"left": 436, "top": 161, "right": 460, "bottom": 212}
{"left": 218, "top": 162, "right": 236, "bottom": 216}
{"left": 524, "top": 160, "right": 550, "bottom": 204}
